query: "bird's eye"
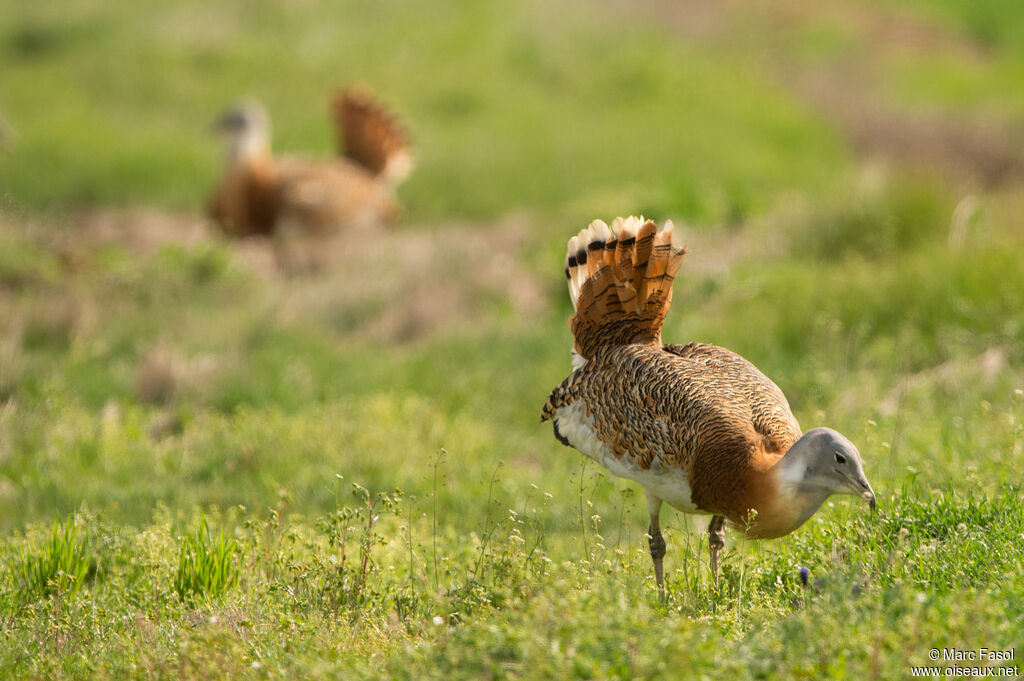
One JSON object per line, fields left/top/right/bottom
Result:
{"left": 834, "top": 452, "right": 847, "bottom": 464}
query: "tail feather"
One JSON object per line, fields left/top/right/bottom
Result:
{"left": 565, "top": 217, "right": 686, "bottom": 362}
{"left": 631, "top": 219, "right": 657, "bottom": 296}
{"left": 642, "top": 228, "right": 674, "bottom": 304}
{"left": 565, "top": 234, "right": 583, "bottom": 303}
{"left": 611, "top": 217, "right": 637, "bottom": 308}
{"left": 332, "top": 85, "right": 414, "bottom": 186}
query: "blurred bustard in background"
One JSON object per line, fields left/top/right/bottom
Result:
{"left": 207, "top": 85, "right": 413, "bottom": 270}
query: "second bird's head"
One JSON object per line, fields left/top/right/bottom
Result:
{"left": 211, "top": 100, "right": 270, "bottom": 161}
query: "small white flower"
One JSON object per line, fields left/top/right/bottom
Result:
{"left": 251, "top": 661, "right": 262, "bottom": 670}
{"left": 432, "top": 615, "right": 444, "bottom": 626}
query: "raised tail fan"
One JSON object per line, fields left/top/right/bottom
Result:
{"left": 332, "top": 85, "right": 414, "bottom": 187}
{"left": 565, "top": 217, "right": 686, "bottom": 363}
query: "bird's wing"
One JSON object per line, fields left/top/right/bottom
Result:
{"left": 663, "top": 343, "right": 802, "bottom": 455}
{"left": 276, "top": 158, "right": 397, "bottom": 232}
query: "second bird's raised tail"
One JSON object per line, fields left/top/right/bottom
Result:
{"left": 332, "top": 85, "right": 415, "bottom": 187}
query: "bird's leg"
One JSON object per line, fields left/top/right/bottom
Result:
{"left": 272, "top": 219, "right": 322, "bottom": 275}
{"left": 708, "top": 514, "right": 726, "bottom": 590}
{"left": 645, "top": 493, "right": 666, "bottom": 595}
{"left": 272, "top": 228, "right": 302, "bottom": 275}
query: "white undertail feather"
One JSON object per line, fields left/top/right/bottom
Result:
{"left": 566, "top": 234, "right": 582, "bottom": 305}
{"left": 382, "top": 148, "right": 415, "bottom": 187}
{"left": 570, "top": 351, "right": 587, "bottom": 371}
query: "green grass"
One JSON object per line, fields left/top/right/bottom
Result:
{"left": 1, "top": 482, "right": 1021, "bottom": 679}
{"left": 12, "top": 517, "right": 95, "bottom": 603}
{"left": 1, "top": 187, "right": 1020, "bottom": 678}
{"left": 1, "top": 0, "right": 1024, "bottom": 678}
{"left": 174, "top": 515, "right": 243, "bottom": 602}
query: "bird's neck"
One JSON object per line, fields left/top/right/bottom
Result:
{"left": 226, "top": 131, "right": 271, "bottom": 167}
{"left": 749, "top": 450, "right": 831, "bottom": 538}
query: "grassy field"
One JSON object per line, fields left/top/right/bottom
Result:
{"left": 1, "top": 0, "right": 1023, "bottom": 679}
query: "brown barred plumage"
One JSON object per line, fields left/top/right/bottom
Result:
{"left": 541, "top": 217, "right": 876, "bottom": 592}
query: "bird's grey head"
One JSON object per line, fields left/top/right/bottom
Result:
{"left": 783, "top": 427, "right": 876, "bottom": 509}
{"left": 212, "top": 100, "right": 270, "bottom": 162}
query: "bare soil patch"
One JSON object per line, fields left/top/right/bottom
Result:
{"left": 0, "top": 208, "right": 551, "bottom": 345}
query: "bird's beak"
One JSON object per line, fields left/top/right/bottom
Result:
{"left": 849, "top": 473, "right": 876, "bottom": 511}
{"left": 209, "top": 109, "right": 242, "bottom": 135}
{"left": 859, "top": 478, "right": 877, "bottom": 511}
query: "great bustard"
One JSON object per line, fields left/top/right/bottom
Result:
{"left": 207, "top": 85, "right": 413, "bottom": 269}
{"left": 541, "top": 217, "right": 876, "bottom": 591}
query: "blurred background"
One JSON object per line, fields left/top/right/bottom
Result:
{"left": 2, "top": 1, "right": 1024, "bottom": 676}
{"left": 0, "top": 0, "right": 1022, "bottom": 532}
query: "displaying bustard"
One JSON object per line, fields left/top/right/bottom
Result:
{"left": 541, "top": 217, "right": 876, "bottom": 591}
{"left": 207, "top": 85, "right": 413, "bottom": 269}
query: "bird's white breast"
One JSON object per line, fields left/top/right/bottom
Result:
{"left": 553, "top": 401, "right": 699, "bottom": 513}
